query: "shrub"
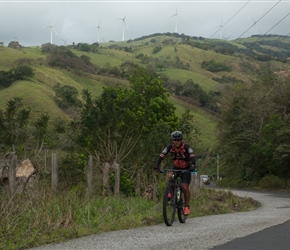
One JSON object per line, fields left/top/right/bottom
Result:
{"left": 152, "top": 46, "right": 162, "bottom": 54}
{"left": 201, "top": 59, "right": 231, "bottom": 72}
{"left": 258, "top": 175, "right": 286, "bottom": 189}
{"left": 12, "top": 65, "right": 34, "bottom": 80}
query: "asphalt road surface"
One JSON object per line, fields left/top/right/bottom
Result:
{"left": 29, "top": 189, "right": 290, "bottom": 250}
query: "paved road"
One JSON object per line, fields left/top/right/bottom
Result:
{"left": 29, "top": 189, "right": 290, "bottom": 250}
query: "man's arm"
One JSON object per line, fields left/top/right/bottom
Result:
{"left": 153, "top": 145, "right": 171, "bottom": 170}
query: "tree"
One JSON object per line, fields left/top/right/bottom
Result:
{"left": 217, "top": 71, "right": 290, "bottom": 181}
{"left": 0, "top": 98, "right": 30, "bottom": 154}
{"left": 72, "top": 67, "right": 179, "bottom": 196}
{"left": 12, "top": 65, "right": 34, "bottom": 80}
{"left": 8, "top": 41, "right": 22, "bottom": 49}
{"left": 54, "top": 84, "right": 82, "bottom": 110}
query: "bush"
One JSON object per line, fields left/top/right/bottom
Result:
{"left": 258, "top": 175, "right": 286, "bottom": 190}
{"left": 12, "top": 65, "right": 34, "bottom": 80}
{"left": 152, "top": 46, "right": 162, "bottom": 54}
{"left": 201, "top": 59, "right": 231, "bottom": 72}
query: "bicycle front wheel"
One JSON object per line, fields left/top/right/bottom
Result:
{"left": 177, "top": 188, "right": 187, "bottom": 223}
{"left": 163, "top": 181, "right": 176, "bottom": 226}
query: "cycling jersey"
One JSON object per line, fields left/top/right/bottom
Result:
{"left": 156, "top": 142, "right": 196, "bottom": 169}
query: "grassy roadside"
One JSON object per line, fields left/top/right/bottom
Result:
{"left": 0, "top": 186, "right": 257, "bottom": 250}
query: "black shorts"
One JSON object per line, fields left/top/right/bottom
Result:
{"left": 172, "top": 166, "right": 191, "bottom": 184}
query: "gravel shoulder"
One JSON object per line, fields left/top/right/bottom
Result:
{"left": 29, "top": 189, "right": 290, "bottom": 250}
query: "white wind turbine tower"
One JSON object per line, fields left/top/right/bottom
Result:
{"left": 97, "top": 21, "right": 102, "bottom": 43}
{"left": 170, "top": 7, "right": 178, "bottom": 33}
{"left": 216, "top": 18, "right": 224, "bottom": 39}
{"left": 47, "top": 22, "right": 58, "bottom": 44}
{"left": 119, "top": 16, "right": 126, "bottom": 41}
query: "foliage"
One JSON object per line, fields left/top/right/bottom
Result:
{"left": 0, "top": 186, "right": 257, "bottom": 250}
{"left": 217, "top": 67, "right": 290, "bottom": 182}
{"left": 0, "top": 65, "right": 34, "bottom": 89}
{"left": 76, "top": 66, "right": 178, "bottom": 156}
{"left": 12, "top": 65, "right": 34, "bottom": 80}
{"left": 201, "top": 59, "right": 231, "bottom": 72}
{"left": 43, "top": 45, "right": 96, "bottom": 74}
{"left": 212, "top": 75, "right": 244, "bottom": 84}
{"left": 258, "top": 175, "right": 287, "bottom": 190}
{"left": 163, "top": 78, "right": 220, "bottom": 112}
{"left": 152, "top": 46, "right": 162, "bottom": 54}
{"left": 0, "top": 98, "right": 31, "bottom": 153}
{"left": 8, "top": 41, "right": 22, "bottom": 49}
{"left": 2, "top": 34, "right": 290, "bottom": 190}
{"left": 0, "top": 70, "right": 15, "bottom": 88}
{"left": 69, "top": 67, "right": 179, "bottom": 195}
{"left": 53, "top": 83, "right": 82, "bottom": 110}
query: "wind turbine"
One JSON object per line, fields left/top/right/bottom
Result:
{"left": 46, "top": 22, "right": 58, "bottom": 44}
{"left": 170, "top": 7, "right": 178, "bottom": 33}
{"left": 216, "top": 18, "right": 224, "bottom": 39}
{"left": 61, "top": 38, "right": 69, "bottom": 46}
{"left": 119, "top": 16, "right": 126, "bottom": 41}
{"left": 251, "top": 16, "right": 262, "bottom": 35}
{"left": 13, "top": 34, "right": 23, "bottom": 42}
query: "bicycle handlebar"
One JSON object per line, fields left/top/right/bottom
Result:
{"left": 158, "top": 169, "right": 191, "bottom": 174}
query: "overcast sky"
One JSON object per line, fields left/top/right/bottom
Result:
{"left": 1, "top": 0, "right": 290, "bottom": 47}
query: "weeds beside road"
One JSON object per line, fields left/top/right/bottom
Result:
{"left": 0, "top": 186, "right": 257, "bottom": 250}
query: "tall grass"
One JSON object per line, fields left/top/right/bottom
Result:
{"left": 0, "top": 184, "right": 257, "bottom": 250}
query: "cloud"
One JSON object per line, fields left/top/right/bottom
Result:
{"left": 0, "top": 0, "right": 289, "bottom": 46}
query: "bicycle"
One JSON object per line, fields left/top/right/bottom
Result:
{"left": 159, "top": 169, "right": 190, "bottom": 226}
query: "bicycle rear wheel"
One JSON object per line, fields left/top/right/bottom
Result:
{"left": 177, "top": 188, "right": 187, "bottom": 223}
{"left": 163, "top": 181, "right": 176, "bottom": 226}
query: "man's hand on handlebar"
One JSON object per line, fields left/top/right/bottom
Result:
{"left": 189, "top": 165, "right": 196, "bottom": 172}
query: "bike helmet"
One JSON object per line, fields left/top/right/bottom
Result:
{"left": 171, "top": 131, "right": 183, "bottom": 140}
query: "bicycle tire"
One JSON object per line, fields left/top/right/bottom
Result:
{"left": 177, "top": 187, "right": 187, "bottom": 223}
{"left": 163, "top": 181, "right": 176, "bottom": 226}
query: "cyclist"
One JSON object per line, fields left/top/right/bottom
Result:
{"left": 154, "top": 131, "right": 196, "bottom": 215}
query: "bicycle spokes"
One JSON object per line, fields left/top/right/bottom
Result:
{"left": 163, "top": 182, "right": 176, "bottom": 226}
{"left": 177, "top": 189, "right": 187, "bottom": 223}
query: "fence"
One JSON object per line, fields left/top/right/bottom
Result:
{"left": 2, "top": 153, "right": 201, "bottom": 197}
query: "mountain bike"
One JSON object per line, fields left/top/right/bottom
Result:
{"left": 159, "top": 169, "right": 189, "bottom": 226}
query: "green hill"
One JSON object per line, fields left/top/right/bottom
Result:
{"left": 1, "top": 33, "right": 290, "bottom": 151}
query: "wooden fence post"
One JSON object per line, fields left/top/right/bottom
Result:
{"left": 189, "top": 173, "right": 200, "bottom": 197}
{"left": 114, "top": 163, "right": 120, "bottom": 197}
{"left": 8, "top": 152, "right": 17, "bottom": 195}
{"left": 87, "top": 155, "right": 93, "bottom": 196}
{"left": 135, "top": 171, "right": 141, "bottom": 196}
{"left": 51, "top": 152, "right": 58, "bottom": 192}
{"left": 152, "top": 173, "right": 158, "bottom": 201}
{"left": 102, "top": 162, "right": 111, "bottom": 196}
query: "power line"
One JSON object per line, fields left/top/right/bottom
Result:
{"left": 183, "top": 0, "right": 283, "bottom": 83}
{"left": 210, "top": 0, "right": 251, "bottom": 39}
{"left": 234, "top": 0, "right": 282, "bottom": 41}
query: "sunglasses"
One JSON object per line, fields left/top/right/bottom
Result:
{"left": 172, "top": 139, "right": 182, "bottom": 142}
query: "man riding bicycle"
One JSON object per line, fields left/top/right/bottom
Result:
{"left": 154, "top": 131, "right": 196, "bottom": 215}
